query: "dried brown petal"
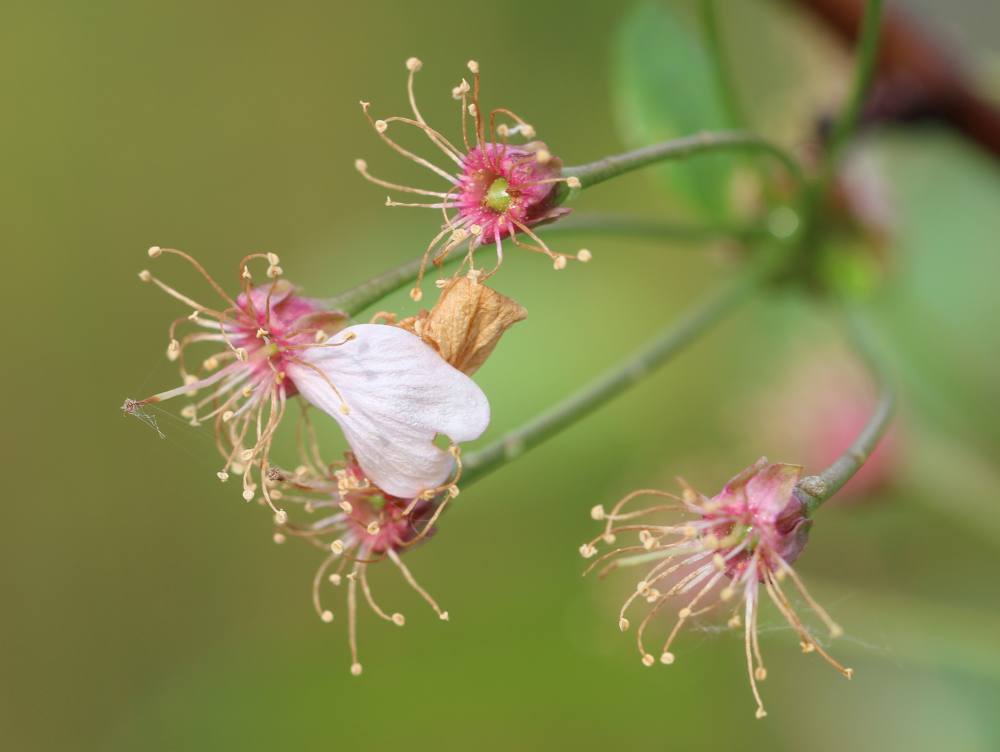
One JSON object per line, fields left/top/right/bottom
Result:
{"left": 400, "top": 275, "right": 527, "bottom": 374}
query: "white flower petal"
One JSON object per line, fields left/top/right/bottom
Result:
{"left": 287, "top": 324, "right": 490, "bottom": 498}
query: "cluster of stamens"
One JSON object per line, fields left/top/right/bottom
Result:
{"left": 124, "top": 247, "right": 351, "bottom": 519}
{"left": 356, "top": 58, "right": 590, "bottom": 301}
{"left": 582, "top": 476, "right": 852, "bottom": 719}
{"left": 270, "top": 455, "right": 461, "bottom": 675}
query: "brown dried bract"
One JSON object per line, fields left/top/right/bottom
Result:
{"left": 398, "top": 275, "right": 527, "bottom": 375}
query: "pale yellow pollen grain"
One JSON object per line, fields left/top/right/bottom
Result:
{"left": 552, "top": 255, "right": 568, "bottom": 270}
{"left": 366, "top": 522, "right": 380, "bottom": 535}
{"left": 578, "top": 543, "right": 597, "bottom": 559}
{"left": 641, "top": 654, "right": 655, "bottom": 667}
{"left": 147, "top": 245, "right": 162, "bottom": 258}
{"left": 565, "top": 176, "right": 581, "bottom": 189}
{"left": 222, "top": 410, "right": 235, "bottom": 422}
{"left": 350, "top": 663, "right": 363, "bottom": 676}
{"left": 266, "top": 265, "right": 282, "bottom": 278}
{"left": 755, "top": 708, "right": 767, "bottom": 720}
{"left": 274, "top": 510, "right": 288, "bottom": 525}
{"left": 830, "top": 624, "right": 844, "bottom": 638}
{"left": 266, "top": 252, "right": 280, "bottom": 266}
{"left": 406, "top": 57, "right": 422, "bottom": 72}
{"left": 328, "top": 574, "right": 342, "bottom": 586}
{"left": 392, "top": 613, "right": 406, "bottom": 626}
{"left": 242, "top": 489, "right": 255, "bottom": 502}
{"left": 240, "top": 449, "right": 255, "bottom": 461}
{"left": 330, "top": 539, "right": 345, "bottom": 555}
{"left": 576, "top": 249, "right": 592, "bottom": 262}
{"left": 755, "top": 667, "right": 767, "bottom": 681}
{"left": 521, "top": 125, "right": 535, "bottom": 138}
{"left": 216, "top": 470, "right": 230, "bottom": 482}
{"left": 375, "top": 119, "right": 388, "bottom": 133}
{"left": 439, "top": 611, "right": 449, "bottom": 621}
{"left": 535, "top": 149, "right": 551, "bottom": 164}
{"left": 320, "top": 610, "right": 334, "bottom": 623}
{"left": 410, "top": 287, "right": 423, "bottom": 302}
{"left": 660, "top": 652, "right": 675, "bottom": 665}
{"left": 354, "top": 158, "right": 367, "bottom": 171}
{"left": 618, "top": 618, "right": 630, "bottom": 632}
{"left": 466, "top": 59, "right": 479, "bottom": 74}
{"left": 138, "top": 269, "right": 152, "bottom": 282}
{"left": 720, "top": 587, "right": 735, "bottom": 601}
{"left": 590, "top": 504, "right": 605, "bottom": 520}
{"left": 339, "top": 501, "right": 353, "bottom": 513}
{"left": 272, "top": 533, "right": 286, "bottom": 544}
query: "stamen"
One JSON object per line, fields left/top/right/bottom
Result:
{"left": 360, "top": 101, "right": 458, "bottom": 184}
{"left": 386, "top": 548, "right": 448, "bottom": 621}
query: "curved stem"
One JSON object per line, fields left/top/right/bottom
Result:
{"left": 462, "top": 252, "right": 781, "bottom": 485}
{"left": 560, "top": 131, "right": 805, "bottom": 196}
{"left": 795, "top": 308, "right": 896, "bottom": 515}
{"left": 326, "top": 216, "right": 766, "bottom": 315}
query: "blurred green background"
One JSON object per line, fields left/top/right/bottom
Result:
{"left": 4, "top": 0, "right": 1000, "bottom": 749}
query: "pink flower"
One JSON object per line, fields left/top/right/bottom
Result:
{"left": 124, "top": 247, "right": 490, "bottom": 514}
{"left": 271, "top": 455, "right": 453, "bottom": 675}
{"left": 356, "top": 58, "right": 589, "bottom": 301}
{"left": 749, "top": 350, "right": 898, "bottom": 502}
{"left": 583, "top": 458, "right": 851, "bottom": 719}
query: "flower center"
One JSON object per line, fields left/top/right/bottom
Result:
{"left": 485, "top": 177, "right": 512, "bottom": 213}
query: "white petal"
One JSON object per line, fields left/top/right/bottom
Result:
{"left": 287, "top": 324, "right": 490, "bottom": 498}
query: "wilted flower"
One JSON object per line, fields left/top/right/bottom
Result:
{"left": 583, "top": 458, "right": 851, "bottom": 719}
{"left": 124, "top": 247, "right": 491, "bottom": 512}
{"left": 270, "top": 454, "right": 455, "bottom": 675}
{"left": 356, "top": 58, "right": 590, "bottom": 301}
{"left": 396, "top": 274, "right": 527, "bottom": 375}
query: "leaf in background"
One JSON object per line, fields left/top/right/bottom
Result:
{"left": 613, "top": 1, "right": 733, "bottom": 218}
{"left": 869, "top": 130, "right": 1000, "bottom": 451}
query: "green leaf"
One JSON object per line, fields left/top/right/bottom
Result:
{"left": 613, "top": 1, "right": 733, "bottom": 218}
{"left": 870, "top": 130, "right": 1000, "bottom": 448}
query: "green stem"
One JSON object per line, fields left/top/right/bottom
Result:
{"left": 699, "top": 0, "right": 746, "bottom": 129}
{"left": 824, "top": 0, "right": 884, "bottom": 173}
{"left": 327, "top": 216, "right": 765, "bottom": 315}
{"left": 462, "top": 252, "right": 780, "bottom": 485}
{"left": 560, "top": 131, "right": 804, "bottom": 196}
{"left": 799, "top": 0, "right": 884, "bottom": 241}
{"left": 796, "top": 309, "right": 895, "bottom": 515}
